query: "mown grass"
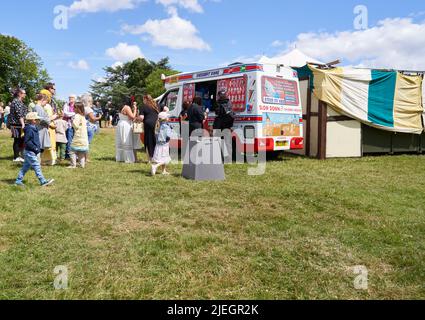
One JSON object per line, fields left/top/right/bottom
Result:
{"left": 0, "top": 128, "right": 424, "bottom": 300}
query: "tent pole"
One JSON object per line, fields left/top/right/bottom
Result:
{"left": 306, "top": 77, "right": 312, "bottom": 157}
{"left": 317, "top": 101, "right": 328, "bottom": 160}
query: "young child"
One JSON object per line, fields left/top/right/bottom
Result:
{"left": 15, "top": 112, "right": 54, "bottom": 187}
{"left": 54, "top": 113, "right": 68, "bottom": 162}
{"left": 68, "top": 102, "right": 89, "bottom": 169}
{"left": 151, "top": 109, "right": 173, "bottom": 176}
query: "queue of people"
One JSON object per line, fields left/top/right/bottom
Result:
{"left": 4, "top": 86, "right": 236, "bottom": 185}
{"left": 2, "top": 85, "right": 103, "bottom": 187}
{"left": 114, "top": 90, "right": 235, "bottom": 176}
{"left": 114, "top": 95, "right": 173, "bottom": 176}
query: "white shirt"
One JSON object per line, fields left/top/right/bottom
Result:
{"left": 85, "top": 106, "right": 94, "bottom": 117}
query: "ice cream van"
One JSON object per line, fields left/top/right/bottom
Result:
{"left": 159, "top": 63, "right": 304, "bottom": 153}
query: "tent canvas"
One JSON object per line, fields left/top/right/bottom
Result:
{"left": 259, "top": 49, "right": 323, "bottom": 68}
{"left": 297, "top": 65, "right": 424, "bottom": 134}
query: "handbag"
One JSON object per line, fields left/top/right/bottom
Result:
{"left": 133, "top": 122, "right": 144, "bottom": 134}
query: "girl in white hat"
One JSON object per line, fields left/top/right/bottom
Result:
{"left": 151, "top": 108, "right": 173, "bottom": 176}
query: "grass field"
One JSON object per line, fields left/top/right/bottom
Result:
{"left": 0, "top": 128, "right": 424, "bottom": 300}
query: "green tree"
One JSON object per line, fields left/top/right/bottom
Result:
{"left": 146, "top": 68, "right": 179, "bottom": 98}
{"left": 0, "top": 34, "right": 51, "bottom": 103}
{"left": 90, "top": 57, "right": 178, "bottom": 108}
{"left": 91, "top": 63, "right": 131, "bottom": 107}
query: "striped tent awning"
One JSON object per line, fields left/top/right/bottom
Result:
{"left": 305, "top": 65, "right": 424, "bottom": 134}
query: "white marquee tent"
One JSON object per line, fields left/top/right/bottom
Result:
{"left": 259, "top": 48, "right": 323, "bottom": 68}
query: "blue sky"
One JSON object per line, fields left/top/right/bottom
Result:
{"left": 0, "top": 0, "right": 424, "bottom": 100}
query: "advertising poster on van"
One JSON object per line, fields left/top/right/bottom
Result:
{"left": 262, "top": 76, "right": 299, "bottom": 106}
{"left": 262, "top": 113, "right": 302, "bottom": 138}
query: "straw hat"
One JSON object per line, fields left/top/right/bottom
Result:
{"left": 26, "top": 112, "right": 41, "bottom": 121}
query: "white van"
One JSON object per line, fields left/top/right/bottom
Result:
{"left": 159, "top": 63, "right": 304, "bottom": 153}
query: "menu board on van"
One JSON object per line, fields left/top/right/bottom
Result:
{"left": 217, "top": 76, "right": 247, "bottom": 113}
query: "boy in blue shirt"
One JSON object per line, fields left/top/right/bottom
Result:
{"left": 15, "top": 112, "right": 55, "bottom": 187}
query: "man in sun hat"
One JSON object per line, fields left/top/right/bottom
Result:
{"left": 15, "top": 112, "right": 55, "bottom": 187}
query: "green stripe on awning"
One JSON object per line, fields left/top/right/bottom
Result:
{"left": 295, "top": 65, "right": 315, "bottom": 90}
{"left": 368, "top": 70, "right": 397, "bottom": 127}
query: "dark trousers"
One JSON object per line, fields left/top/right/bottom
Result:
{"left": 13, "top": 137, "right": 24, "bottom": 159}
{"left": 65, "top": 128, "right": 74, "bottom": 159}
{"left": 144, "top": 124, "right": 157, "bottom": 159}
{"left": 189, "top": 123, "right": 203, "bottom": 137}
{"left": 213, "top": 114, "right": 234, "bottom": 131}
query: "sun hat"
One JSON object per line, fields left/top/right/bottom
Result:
{"left": 158, "top": 111, "right": 169, "bottom": 122}
{"left": 26, "top": 112, "right": 41, "bottom": 121}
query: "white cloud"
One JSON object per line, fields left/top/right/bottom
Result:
{"left": 111, "top": 61, "right": 125, "bottom": 68}
{"left": 105, "top": 43, "right": 144, "bottom": 62}
{"left": 122, "top": 11, "right": 211, "bottom": 51}
{"left": 219, "top": 54, "right": 263, "bottom": 67}
{"left": 156, "top": 0, "right": 203, "bottom": 13}
{"left": 96, "top": 77, "right": 107, "bottom": 83}
{"left": 282, "top": 17, "right": 425, "bottom": 70}
{"left": 271, "top": 40, "right": 284, "bottom": 47}
{"left": 68, "top": 0, "right": 144, "bottom": 16}
{"left": 68, "top": 59, "right": 90, "bottom": 70}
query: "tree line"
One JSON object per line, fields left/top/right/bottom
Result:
{"left": 0, "top": 34, "right": 51, "bottom": 104}
{"left": 90, "top": 58, "right": 179, "bottom": 109}
{"left": 1, "top": 33, "right": 179, "bottom": 109}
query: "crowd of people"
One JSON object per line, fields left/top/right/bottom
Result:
{"left": 114, "top": 90, "right": 235, "bottom": 174}
{"left": 2, "top": 84, "right": 103, "bottom": 186}
{"left": 115, "top": 94, "right": 172, "bottom": 175}
{"left": 2, "top": 83, "right": 236, "bottom": 186}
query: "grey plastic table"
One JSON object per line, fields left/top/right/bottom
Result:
{"left": 182, "top": 137, "right": 226, "bottom": 181}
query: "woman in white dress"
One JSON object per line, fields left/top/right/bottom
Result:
{"left": 115, "top": 103, "right": 142, "bottom": 163}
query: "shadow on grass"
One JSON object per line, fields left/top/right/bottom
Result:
{"left": 266, "top": 152, "right": 304, "bottom": 162}
{"left": 128, "top": 169, "right": 182, "bottom": 178}
{"left": 0, "top": 179, "right": 16, "bottom": 185}
{"left": 95, "top": 156, "right": 116, "bottom": 162}
{"left": 0, "top": 156, "right": 14, "bottom": 161}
